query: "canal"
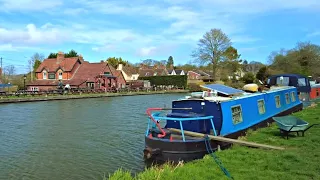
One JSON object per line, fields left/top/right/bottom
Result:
{"left": 0, "top": 93, "right": 186, "bottom": 180}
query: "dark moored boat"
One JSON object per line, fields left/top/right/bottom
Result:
{"left": 267, "top": 74, "right": 312, "bottom": 103}
{"left": 143, "top": 84, "right": 303, "bottom": 163}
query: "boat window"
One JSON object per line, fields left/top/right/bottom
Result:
{"left": 257, "top": 99, "right": 266, "bottom": 115}
{"left": 231, "top": 105, "right": 243, "bottom": 125}
{"left": 275, "top": 95, "right": 281, "bottom": 108}
{"left": 298, "top": 78, "right": 306, "bottom": 86}
{"left": 276, "top": 77, "right": 289, "bottom": 86}
{"left": 291, "top": 92, "right": 296, "bottom": 102}
{"left": 285, "top": 93, "right": 290, "bottom": 104}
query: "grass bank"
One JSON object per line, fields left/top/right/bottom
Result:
{"left": 0, "top": 90, "right": 189, "bottom": 104}
{"left": 108, "top": 103, "right": 320, "bottom": 180}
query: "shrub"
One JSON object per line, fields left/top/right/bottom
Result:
{"left": 241, "top": 72, "right": 255, "bottom": 84}
{"left": 188, "top": 83, "right": 202, "bottom": 92}
{"left": 139, "top": 75, "right": 187, "bottom": 88}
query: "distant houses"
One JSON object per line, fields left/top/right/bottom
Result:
{"left": 27, "top": 52, "right": 238, "bottom": 92}
{"left": 27, "top": 52, "right": 126, "bottom": 91}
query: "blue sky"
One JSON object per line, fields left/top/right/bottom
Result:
{"left": 0, "top": 0, "right": 320, "bottom": 74}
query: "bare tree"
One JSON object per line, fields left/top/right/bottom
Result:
{"left": 28, "top": 53, "right": 44, "bottom": 81}
{"left": 191, "top": 28, "right": 231, "bottom": 81}
{"left": 4, "top": 65, "right": 16, "bottom": 82}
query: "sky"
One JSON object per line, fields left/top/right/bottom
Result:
{"left": 0, "top": 0, "right": 320, "bottom": 74}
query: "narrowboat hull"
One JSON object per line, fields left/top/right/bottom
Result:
{"left": 144, "top": 103, "right": 303, "bottom": 163}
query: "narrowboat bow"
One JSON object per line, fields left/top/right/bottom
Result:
{"left": 143, "top": 84, "right": 303, "bottom": 163}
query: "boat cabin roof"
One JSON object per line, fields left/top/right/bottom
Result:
{"left": 267, "top": 74, "right": 311, "bottom": 93}
{"left": 182, "top": 86, "right": 297, "bottom": 103}
{"left": 200, "top": 84, "right": 244, "bottom": 96}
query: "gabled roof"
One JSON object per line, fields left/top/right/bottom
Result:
{"left": 122, "top": 65, "right": 139, "bottom": 76}
{"left": 28, "top": 61, "right": 122, "bottom": 86}
{"left": 167, "top": 69, "right": 174, "bottom": 74}
{"left": 35, "top": 57, "right": 80, "bottom": 73}
{"left": 175, "top": 69, "right": 183, "bottom": 75}
{"left": 139, "top": 69, "right": 154, "bottom": 77}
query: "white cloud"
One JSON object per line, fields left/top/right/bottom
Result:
{"left": 63, "top": 8, "right": 88, "bottom": 16}
{"left": 0, "top": 24, "right": 67, "bottom": 45}
{"left": 137, "top": 46, "right": 157, "bottom": 56}
{"left": 1, "top": 0, "right": 319, "bottom": 58}
{"left": 136, "top": 44, "right": 178, "bottom": 57}
{"left": 92, "top": 44, "right": 116, "bottom": 52}
{"left": 0, "top": 0, "right": 63, "bottom": 11}
{"left": 306, "top": 31, "right": 320, "bottom": 37}
{"left": 0, "top": 44, "right": 18, "bottom": 51}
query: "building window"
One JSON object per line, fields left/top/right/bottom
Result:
{"left": 231, "top": 105, "right": 243, "bottom": 125}
{"left": 285, "top": 93, "right": 290, "bottom": 104}
{"left": 31, "top": 87, "right": 39, "bottom": 92}
{"left": 48, "top": 73, "right": 55, "bottom": 79}
{"left": 316, "top": 89, "right": 319, "bottom": 97}
{"left": 291, "top": 92, "right": 296, "bottom": 102}
{"left": 59, "top": 72, "right": 63, "bottom": 80}
{"left": 104, "top": 72, "right": 110, "bottom": 75}
{"left": 43, "top": 72, "right": 47, "bottom": 79}
{"left": 257, "top": 99, "right": 266, "bottom": 115}
{"left": 275, "top": 95, "right": 281, "bottom": 108}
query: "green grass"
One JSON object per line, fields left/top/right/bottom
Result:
{"left": 108, "top": 103, "right": 320, "bottom": 180}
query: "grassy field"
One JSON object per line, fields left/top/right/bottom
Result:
{"left": 108, "top": 103, "right": 320, "bottom": 180}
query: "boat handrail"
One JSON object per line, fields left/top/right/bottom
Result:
{"left": 146, "top": 107, "right": 216, "bottom": 141}
{"left": 152, "top": 114, "right": 214, "bottom": 121}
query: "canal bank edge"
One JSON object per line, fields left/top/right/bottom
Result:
{"left": 0, "top": 90, "right": 189, "bottom": 104}
{"left": 108, "top": 102, "right": 320, "bottom": 180}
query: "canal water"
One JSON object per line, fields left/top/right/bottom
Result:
{"left": 0, "top": 93, "right": 186, "bottom": 180}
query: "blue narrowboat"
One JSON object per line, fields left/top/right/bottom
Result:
{"left": 143, "top": 84, "right": 303, "bottom": 162}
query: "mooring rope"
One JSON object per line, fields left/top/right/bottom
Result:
{"left": 204, "top": 135, "right": 234, "bottom": 180}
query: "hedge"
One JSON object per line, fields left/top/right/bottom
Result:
{"left": 138, "top": 75, "right": 187, "bottom": 88}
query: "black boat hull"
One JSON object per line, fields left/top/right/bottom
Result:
{"left": 144, "top": 103, "right": 303, "bottom": 163}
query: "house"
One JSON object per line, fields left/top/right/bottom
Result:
{"left": 227, "top": 69, "right": 245, "bottom": 80}
{"left": 117, "top": 64, "right": 139, "bottom": 81}
{"left": 187, "top": 70, "right": 211, "bottom": 80}
{"left": 27, "top": 52, "right": 126, "bottom": 91}
{"left": 187, "top": 70, "right": 213, "bottom": 84}
{"left": 187, "top": 71, "right": 201, "bottom": 80}
{"left": 168, "top": 69, "right": 185, "bottom": 76}
{"left": 138, "top": 64, "right": 168, "bottom": 77}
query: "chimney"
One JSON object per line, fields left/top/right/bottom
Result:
{"left": 57, "top": 51, "right": 64, "bottom": 64}
{"left": 78, "top": 54, "right": 84, "bottom": 62}
{"left": 117, "top": 64, "right": 123, "bottom": 70}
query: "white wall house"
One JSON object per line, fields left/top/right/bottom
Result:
{"left": 117, "top": 64, "right": 140, "bottom": 82}
{"left": 168, "top": 69, "right": 185, "bottom": 75}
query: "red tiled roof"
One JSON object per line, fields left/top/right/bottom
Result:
{"left": 29, "top": 61, "right": 121, "bottom": 87}
{"left": 35, "top": 57, "right": 80, "bottom": 73}
{"left": 122, "top": 65, "right": 139, "bottom": 76}
{"left": 138, "top": 68, "right": 168, "bottom": 77}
